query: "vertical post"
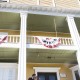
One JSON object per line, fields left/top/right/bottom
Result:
{"left": 18, "top": 12, "right": 27, "bottom": 80}
{"left": 37, "top": 0, "right": 39, "bottom": 5}
{"left": 52, "top": 0, "right": 55, "bottom": 7}
{"left": 67, "top": 16, "right": 80, "bottom": 76}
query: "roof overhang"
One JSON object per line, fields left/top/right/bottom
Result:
{"left": 0, "top": 3, "right": 80, "bottom": 17}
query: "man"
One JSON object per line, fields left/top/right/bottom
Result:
{"left": 28, "top": 74, "right": 37, "bottom": 80}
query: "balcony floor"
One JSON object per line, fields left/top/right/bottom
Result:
{"left": 0, "top": 48, "right": 19, "bottom": 62}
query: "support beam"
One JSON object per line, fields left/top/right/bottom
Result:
{"left": 67, "top": 16, "right": 80, "bottom": 76}
{"left": 18, "top": 12, "right": 27, "bottom": 80}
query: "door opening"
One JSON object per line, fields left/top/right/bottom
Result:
{"left": 38, "top": 72, "right": 57, "bottom": 80}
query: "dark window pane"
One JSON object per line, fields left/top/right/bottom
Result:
{"left": 38, "top": 73, "right": 57, "bottom": 80}
{"left": 39, "top": 75, "right": 45, "bottom": 80}
{"left": 49, "top": 75, "right": 55, "bottom": 80}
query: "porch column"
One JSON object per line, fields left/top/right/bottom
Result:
{"left": 18, "top": 12, "right": 27, "bottom": 80}
{"left": 67, "top": 16, "right": 80, "bottom": 75}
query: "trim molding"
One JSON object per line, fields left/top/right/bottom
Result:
{"left": 33, "top": 67, "right": 60, "bottom": 80}
{"left": 70, "top": 65, "right": 80, "bottom": 80}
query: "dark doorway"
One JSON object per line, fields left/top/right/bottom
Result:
{"left": 38, "top": 72, "right": 57, "bottom": 80}
{"left": 74, "top": 70, "right": 79, "bottom": 80}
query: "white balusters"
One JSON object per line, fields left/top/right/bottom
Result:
{"left": 60, "top": 37, "right": 73, "bottom": 45}
{"left": 61, "top": 38, "right": 65, "bottom": 45}
{"left": 8, "top": 35, "right": 20, "bottom": 43}
{"left": 12, "top": 36, "right": 14, "bottom": 43}
{"left": 67, "top": 39, "right": 70, "bottom": 45}
{"left": 9, "top": 35, "right": 12, "bottom": 43}
{"left": 7, "top": 35, "right": 74, "bottom": 46}
{"left": 65, "top": 38, "right": 68, "bottom": 45}
{"left": 15, "top": 36, "right": 18, "bottom": 43}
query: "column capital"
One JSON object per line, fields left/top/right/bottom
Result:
{"left": 67, "top": 16, "right": 74, "bottom": 20}
{"left": 20, "top": 12, "right": 28, "bottom": 18}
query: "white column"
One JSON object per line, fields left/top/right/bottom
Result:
{"left": 18, "top": 12, "right": 27, "bottom": 80}
{"left": 67, "top": 16, "right": 80, "bottom": 75}
{"left": 52, "top": 0, "right": 55, "bottom": 7}
{"left": 37, "top": 0, "right": 39, "bottom": 5}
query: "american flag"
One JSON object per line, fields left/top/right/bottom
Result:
{"left": 36, "top": 37, "right": 61, "bottom": 48}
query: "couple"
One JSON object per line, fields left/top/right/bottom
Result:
{"left": 28, "top": 74, "right": 39, "bottom": 80}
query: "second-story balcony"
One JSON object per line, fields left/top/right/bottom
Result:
{"left": 0, "top": 35, "right": 76, "bottom": 50}
{"left": 0, "top": 12, "right": 80, "bottom": 50}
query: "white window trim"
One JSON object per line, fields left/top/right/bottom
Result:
{"left": 70, "top": 65, "right": 80, "bottom": 80}
{"left": 33, "top": 67, "right": 60, "bottom": 80}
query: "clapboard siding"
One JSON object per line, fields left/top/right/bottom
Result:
{"left": 10, "top": 0, "right": 37, "bottom": 5}
{"left": 39, "top": 0, "right": 53, "bottom": 6}
{"left": 55, "top": 0, "right": 80, "bottom": 9}
{"left": 10, "top": 0, "right": 54, "bottom": 6}
{"left": 9, "top": 0, "right": 80, "bottom": 8}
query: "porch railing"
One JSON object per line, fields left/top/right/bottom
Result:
{"left": 27, "top": 36, "right": 74, "bottom": 46}
{"left": 60, "top": 37, "right": 73, "bottom": 45}
{"left": 7, "top": 35, "right": 74, "bottom": 46}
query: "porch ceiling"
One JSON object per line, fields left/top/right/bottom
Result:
{"left": 0, "top": 12, "right": 69, "bottom": 33}
{"left": 27, "top": 49, "right": 77, "bottom": 64}
{"left": 0, "top": 12, "right": 80, "bottom": 34}
{"left": 0, "top": 12, "right": 20, "bottom": 30}
{"left": 27, "top": 14, "right": 70, "bottom": 33}
{"left": 0, "top": 48, "right": 19, "bottom": 62}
